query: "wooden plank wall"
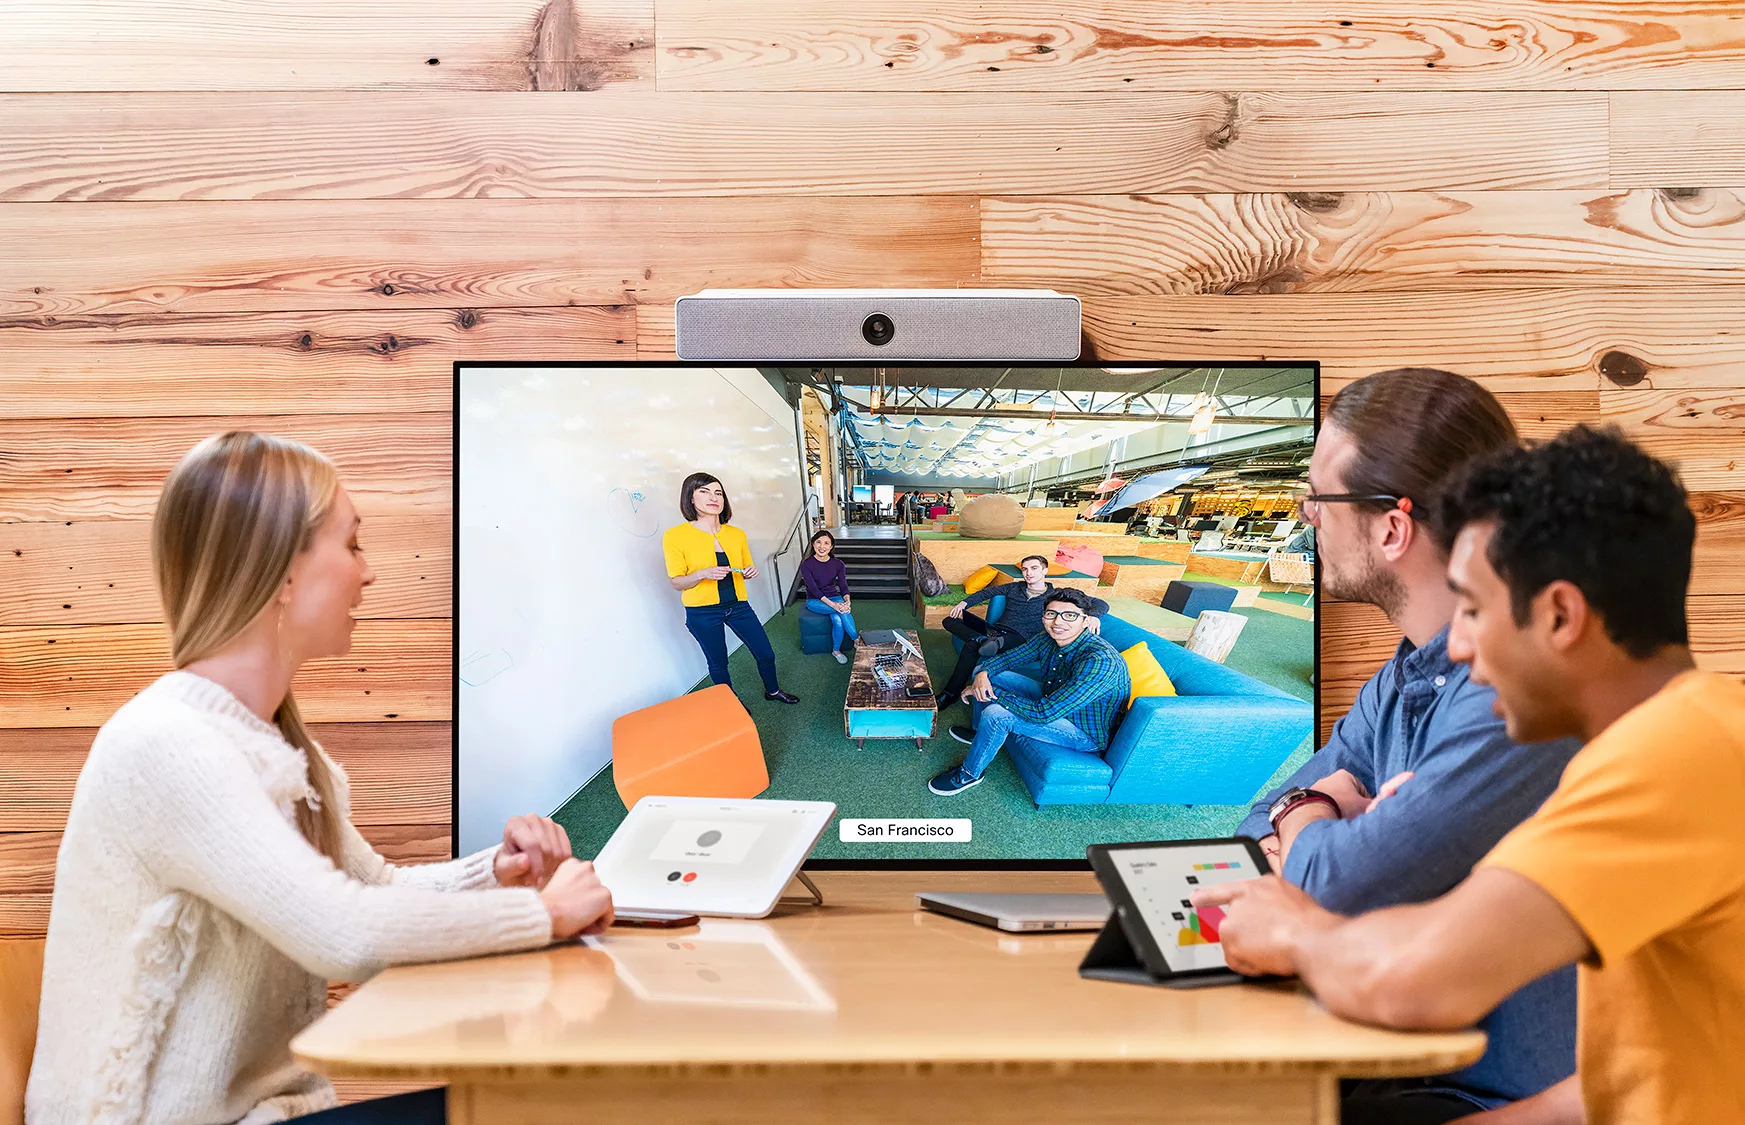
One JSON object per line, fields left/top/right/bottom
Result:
{"left": 5, "top": 0, "right": 1744, "bottom": 1000}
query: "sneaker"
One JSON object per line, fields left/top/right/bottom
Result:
{"left": 934, "top": 693, "right": 956, "bottom": 712}
{"left": 765, "top": 689, "right": 800, "bottom": 705}
{"left": 833, "top": 651, "right": 848, "bottom": 664}
{"left": 948, "top": 724, "right": 975, "bottom": 744}
{"left": 928, "top": 766, "right": 983, "bottom": 796}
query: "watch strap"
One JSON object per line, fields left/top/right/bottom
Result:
{"left": 1269, "top": 789, "right": 1341, "bottom": 833}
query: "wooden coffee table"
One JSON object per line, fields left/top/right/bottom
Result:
{"left": 844, "top": 629, "right": 936, "bottom": 750}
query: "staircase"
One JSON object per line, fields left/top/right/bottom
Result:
{"left": 792, "top": 535, "right": 912, "bottom": 601}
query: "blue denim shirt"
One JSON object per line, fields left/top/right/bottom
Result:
{"left": 1237, "top": 626, "right": 1580, "bottom": 1108}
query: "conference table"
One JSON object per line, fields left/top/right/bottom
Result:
{"left": 292, "top": 870, "right": 1484, "bottom": 1125}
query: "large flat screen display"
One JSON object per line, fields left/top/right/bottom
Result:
{"left": 456, "top": 362, "right": 1317, "bottom": 864}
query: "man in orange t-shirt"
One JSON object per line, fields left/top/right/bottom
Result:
{"left": 1194, "top": 426, "right": 1745, "bottom": 1125}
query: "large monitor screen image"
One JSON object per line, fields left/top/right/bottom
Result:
{"left": 457, "top": 363, "right": 1317, "bottom": 863}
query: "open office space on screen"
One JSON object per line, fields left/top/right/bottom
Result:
{"left": 457, "top": 364, "right": 1317, "bottom": 861}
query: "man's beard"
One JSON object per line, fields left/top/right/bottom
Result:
{"left": 1324, "top": 546, "right": 1406, "bottom": 618}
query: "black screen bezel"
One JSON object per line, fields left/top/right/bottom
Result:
{"left": 453, "top": 359, "right": 1321, "bottom": 869}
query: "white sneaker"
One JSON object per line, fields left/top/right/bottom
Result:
{"left": 833, "top": 651, "right": 848, "bottom": 664}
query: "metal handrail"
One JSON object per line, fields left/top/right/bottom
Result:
{"left": 768, "top": 492, "right": 825, "bottom": 616}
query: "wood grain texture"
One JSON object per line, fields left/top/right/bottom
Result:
{"left": 0, "top": 198, "right": 979, "bottom": 316}
{"left": 294, "top": 870, "right": 1485, "bottom": 1081}
{"left": 983, "top": 190, "right": 1745, "bottom": 295}
{"left": 462, "top": 1072, "right": 1332, "bottom": 1125}
{"left": 1319, "top": 392, "right": 1600, "bottom": 440}
{"left": 656, "top": 1, "right": 1745, "bottom": 92}
{"left": 1082, "top": 290, "right": 1745, "bottom": 391}
{"left": 635, "top": 303, "right": 677, "bottom": 360}
{"left": 0, "top": 413, "right": 449, "bottom": 522}
{"left": 3, "top": 0, "right": 652, "bottom": 92}
{"left": 0, "top": 825, "right": 450, "bottom": 937}
{"left": 0, "top": 723, "right": 452, "bottom": 831}
{"left": 0, "top": 91, "right": 1607, "bottom": 201}
{"left": 0, "top": 307, "right": 628, "bottom": 404}
{"left": 1612, "top": 92, "right": 1745, "bottom": 187}
{"left": 1603, "top": 387, "right": 1745, "bottom": 490}
{"left": 0, "top": 823, "right": 449, "bottom": 896}
{"left": 1, "top": 515, "right": 450, "bottom": 626}
{"left": 1692, "top": 493, "right": 1745, "bottom": 598}
{"left": 1, "top": 620, "right": 450, "bottom": 728}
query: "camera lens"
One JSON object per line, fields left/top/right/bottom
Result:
{"left": 862, "top": 313, "right": 895, "bottom": 347}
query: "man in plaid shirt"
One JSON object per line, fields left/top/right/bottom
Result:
{"left": 928, "top": 588, "right": 1131, "bottom": 797}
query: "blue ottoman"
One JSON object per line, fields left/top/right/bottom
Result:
{"left": 1160, "top": 579, "right": 1237, "bottom": 619}
{"left": 797, "top": 605, "right": 834, "bottom": 654}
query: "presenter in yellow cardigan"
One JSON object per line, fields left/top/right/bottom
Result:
{"left": 663, "top": 472, "right": 800, "bottom": 704}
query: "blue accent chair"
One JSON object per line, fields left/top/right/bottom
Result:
{"left": 797, "top": 604, "right": 834, "bottom": 655}
{"left": 982, "top": 613, "right": 1313, "bottom": 807}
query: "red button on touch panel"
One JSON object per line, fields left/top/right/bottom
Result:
{"left": 682, "top": 872, "right": 697, "bottom": 883}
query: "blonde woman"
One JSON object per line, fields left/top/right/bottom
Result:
{"left": 28, "top": 433, "right": 613, "bottom": 1125}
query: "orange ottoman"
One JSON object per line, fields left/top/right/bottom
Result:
{"left": 611, "top": 684, "right": 769, "bottom": 811}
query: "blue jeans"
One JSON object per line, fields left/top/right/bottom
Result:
{"left": 962, "top": 670, "right": 1099, "bottom": 779}
{"left": 805, "top": 598, "right": 860, "bottom": 650}
{"left": 684, "top": 600, "right": 781, "bottom": 693}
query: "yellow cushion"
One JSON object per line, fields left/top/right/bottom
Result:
{"left": 963, "top": 564, "right": 1004, "bottom": 595}
{"left": 1121, "top": 642, "right": 1177, "bottom": 708}
{"left": 1045, "top": 562, "right": 1071, "bottom": 576}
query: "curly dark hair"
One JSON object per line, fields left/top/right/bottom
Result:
{"left": 1433, "top": 425, "right": 1694, "bottom": 658}
{"left": 1042, "top": 587, "right": 1098, "bottom": 615}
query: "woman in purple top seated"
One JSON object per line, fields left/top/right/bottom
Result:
{"left": 798, "top": 530, "right": 859, "bottom": 663}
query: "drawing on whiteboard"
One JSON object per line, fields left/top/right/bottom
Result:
{"left": 609, "top": 486, "right": 661, "bottom": 538}
{"left": 460, "top": 647, "right": 514, "bottom": 687}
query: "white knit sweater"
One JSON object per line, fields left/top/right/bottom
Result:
{"left": 26, "top": 671, "right": 556, "bottom": 1125}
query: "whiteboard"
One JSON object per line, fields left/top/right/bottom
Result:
{"left": 457, "top": 366, "right": 803, "bottom": 853}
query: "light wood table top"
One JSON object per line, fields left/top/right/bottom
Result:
{"left": 294, "top": 870, "right": 1483, "bottom": 1084}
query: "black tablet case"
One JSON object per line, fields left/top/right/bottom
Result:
{"left": 1077, "top": 906, "right": 1243, "bottom": 990}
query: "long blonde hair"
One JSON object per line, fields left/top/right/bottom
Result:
{"left": 151, "top": 431, "right": 345, "bottom": 863}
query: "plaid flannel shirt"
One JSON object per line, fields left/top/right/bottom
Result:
{"left": 976, "top": 629, "right": 1130, "bottom": 750}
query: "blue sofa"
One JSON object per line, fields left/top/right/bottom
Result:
{"left": 959, "top": 598, "right": 1313, "bottom": 806}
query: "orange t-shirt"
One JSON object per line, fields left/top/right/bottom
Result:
{"left": 1481, "top": 670, "right": 1745, "bottom": 1125}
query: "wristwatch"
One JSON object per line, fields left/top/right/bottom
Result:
{"left": 1267, "top": 786, "right": 1342, "bottom": 833}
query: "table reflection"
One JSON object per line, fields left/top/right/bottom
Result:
{"left": 586, "top": 920, "right": 835, "bottom": 1011}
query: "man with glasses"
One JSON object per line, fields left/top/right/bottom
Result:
{"left": 935, "top": 554, "right": 1109, "bottom": 715}
{"left": 1237, "top": 369, "right": 1581, "bottom": 1123}
{"left": 927, "top": 588, "right": 1130, "bottom": 797}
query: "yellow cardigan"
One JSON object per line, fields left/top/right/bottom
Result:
{"left": 663, "top": 522, "right": 753, "bottom": 607}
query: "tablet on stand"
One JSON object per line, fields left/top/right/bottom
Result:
{"left": 1080, "top": 837, "right": 1275, "bottom": 989}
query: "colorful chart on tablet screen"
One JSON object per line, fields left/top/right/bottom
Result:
{"left": 1113, "top": 843, "right": 1258, "bottom": 972}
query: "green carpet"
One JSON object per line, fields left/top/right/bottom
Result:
{"left": 1260, "top": 589, "right": 1315, "bottom": 606}
{"left": 552, "top": 600, "right": 1314, "bottom": 861}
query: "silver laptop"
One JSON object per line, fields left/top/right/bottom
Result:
{"left": 915, "top": 892, "right": 1110, "bottom": 932}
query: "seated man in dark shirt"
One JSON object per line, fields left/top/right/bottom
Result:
{"left": 935, "top": 555, "right": 1109, "bottom": 713}
{"left": 928, "top": 589, "right": 1130, "bottom": 797}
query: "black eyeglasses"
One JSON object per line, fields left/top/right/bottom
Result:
{"left": 1041, "top": 609, "right": 1084, "bottom": 622}
{"left": 1299, "top": 492, "right": 1423, "bottom": 521}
